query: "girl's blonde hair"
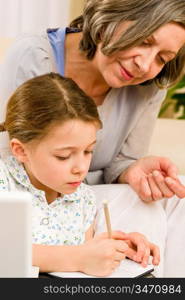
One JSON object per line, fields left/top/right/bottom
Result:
{"left": 70, "top": 0, "right": 185, "bottom": 88}
{"left": 0, "top": 73, "right": 102, "bottom": 143}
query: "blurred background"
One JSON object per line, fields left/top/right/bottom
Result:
{"left": 0, "top": 0, "right": 85, "bottom": 66}
{"left": 0, "top": 0, "right": 85, "bottom": 37}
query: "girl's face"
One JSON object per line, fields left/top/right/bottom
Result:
{"left": 16, "top": 120, "right": 98, "bottom": 197}
{"left": 94, "top": 22, "right": 185, "bottom": 88}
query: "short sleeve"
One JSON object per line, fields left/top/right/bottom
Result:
{"left": 80, "top": 184, "right": 97, "bottom": 232}
{"left": 0, "top": 159, "right": 9, "bottom": 191}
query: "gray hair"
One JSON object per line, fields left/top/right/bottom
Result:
{"left": 70, "top": 0, "right": 185, "bottom": 88}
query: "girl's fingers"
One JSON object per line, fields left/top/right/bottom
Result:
{"left": 150, "top": 243, "right": 160, "bottom": 265}
{"left": 112, "top": 260, "right": 121, "bottom": 271}
{"left": 96, "top": 230, "right": 126, "bottom": 240}
{"left": 125, "top": 247, "right": 137, "bottom": 260}
{"left": 115, "top": 240, "right": 129, "bottom": 252}
{"left": 115, "top": 251, "right": 126, "bottom": 261}
{"left": 141, "top": 246, "right": 151, "bottom": 267}
{"left": 135, "top": 240, "right": 146, "bottom": 262}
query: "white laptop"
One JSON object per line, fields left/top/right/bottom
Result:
{"left": 0, "top": 191, "right": 35, "bottom": 277}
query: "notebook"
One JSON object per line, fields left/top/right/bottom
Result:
{"left": 0, "top": 191, "right": 34, "bottom": 277}
{"left": 49, "top": 258, "right": 154, "bottom": 278}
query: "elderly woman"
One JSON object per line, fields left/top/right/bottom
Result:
{"left": 1, "top": 0, "right": 185, "bottom": 276}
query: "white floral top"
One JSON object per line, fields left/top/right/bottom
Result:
{"left": 0, "top": 155, "right": 96, "bottom": 246}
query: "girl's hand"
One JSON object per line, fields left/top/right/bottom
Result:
{"left": 79, "top": 231, "right": 128, "bottom": 277}
{"left": 121, "top": 232, "right": 160, "bottom": 267}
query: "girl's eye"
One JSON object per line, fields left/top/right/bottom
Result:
{"left": 55, "top": 156, "right": 70, "bottom": 161}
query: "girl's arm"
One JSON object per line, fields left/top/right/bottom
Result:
{"left": 32, "top": 224, "right": 95, "bottom": 272}
{"left": 33, "top": 230, "right": 128, "bottom": 276}
{"left": 32, "top": 243, "right": 84, "bottom": 273}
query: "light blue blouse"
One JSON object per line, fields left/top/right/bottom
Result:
{"left": 47, "top": 28, "right": 66, "bottom": 75}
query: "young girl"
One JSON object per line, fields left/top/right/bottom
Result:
{"left": 0, "top": 73, "right": 159, "bottom": 276}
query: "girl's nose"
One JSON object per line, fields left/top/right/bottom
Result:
{"left": 71, "top": 158, "right": 88, "bottom": 176}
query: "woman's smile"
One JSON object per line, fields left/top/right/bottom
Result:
{"left": 119, "top": 63, "right": 134, "bottom": 81}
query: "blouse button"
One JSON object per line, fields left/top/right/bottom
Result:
{"left": 40, "top": 217, "right": 49, "bottom": 225}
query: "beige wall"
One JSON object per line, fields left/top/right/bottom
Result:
{"left": 69, "top": 0, "right": 85, "bottom": 23}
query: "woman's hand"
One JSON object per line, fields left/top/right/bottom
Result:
{"left": 164, "top": 176, "right": 185, "bottom": 198}
{"left": 79, "top": 231, "right": 128, "bottom": 277}
{"left": 121, "top": 232, "right": 160, "bottom": 267}
{"left": 118, "top": 155, "right": 179, "bottom": 202}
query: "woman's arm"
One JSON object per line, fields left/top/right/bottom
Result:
{"left": 104, "top": 88, "right": 166, "bottom": 184}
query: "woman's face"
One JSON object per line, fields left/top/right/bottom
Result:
{"left": 94, "top": 22, "right": 185, "bottom": 88}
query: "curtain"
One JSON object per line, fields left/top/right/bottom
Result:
{"left": 0, "top": 0, "right": 70, "bottom": 38}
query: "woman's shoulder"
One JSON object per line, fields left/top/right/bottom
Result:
{"left": 8, "top": 31, "right": 50, "bottom": 56}
{"left": 117, "top": 83, "right": 166, "bottom": 104}
{"left": 2, "top": 30, "right": 57, "bottom": 80}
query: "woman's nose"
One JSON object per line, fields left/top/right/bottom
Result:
{"left": 134, "top": 51, "right": 156, "bottom": 74}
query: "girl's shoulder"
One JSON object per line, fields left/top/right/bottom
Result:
{"left": 0, "top": 157, "right": 9, "bottom": 191}
{"left": 78, "top": 182, "right": 96, "bottom": 202}
{"left": 79, "top": 182, "right": 94, "bottom": 193}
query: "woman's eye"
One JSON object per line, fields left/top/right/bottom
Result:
{"left": 159, "top": 56, "right": 166, "bottom": 64}
{"left": 84, "top": 150, "right": 93, "bottom": 155}
{"left": 141, "top": 40, "right": 150, "bottom": 46}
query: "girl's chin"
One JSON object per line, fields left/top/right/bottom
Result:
{"left": 60, "top": 187, "right": 79, "bottom": 195}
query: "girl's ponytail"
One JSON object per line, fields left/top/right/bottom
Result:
{"left": 0, "top": 122, "right": 6, "bottom": 132}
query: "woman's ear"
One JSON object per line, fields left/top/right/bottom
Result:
{"left": 10, "top": 138, "right": 28, "bottom": 163}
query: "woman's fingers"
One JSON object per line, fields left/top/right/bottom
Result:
{"left": 139, "top": 177, "right": 153, "bottom": 202}
{"left": 152, "top": 171, "right": 175, "bottom": 198}
{"left": 165, "top": 177, "right": 185, "bottom": 198}
{"left": 161, "top": 158, "right": 179, "bottom": 179}
{"left": 144, "top": 171, "right": 175, "bottom": 201}
{"left": 147, "top": 174, "right": 163, "bottom": 201}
